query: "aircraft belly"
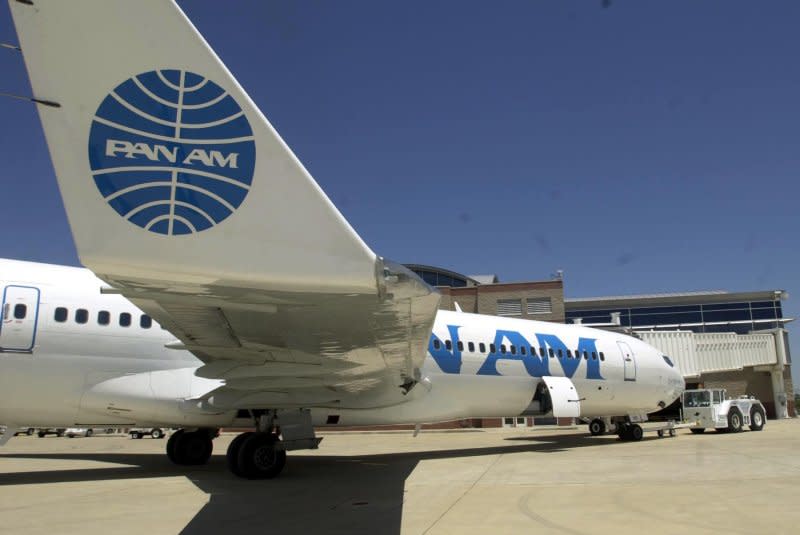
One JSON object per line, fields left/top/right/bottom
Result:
{"left": 311, "top": 374, "right": 537, "bottom": 426}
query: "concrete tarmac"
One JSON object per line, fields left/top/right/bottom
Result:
{"left": 1, "top": 420, "right": 799, "bottom": 535}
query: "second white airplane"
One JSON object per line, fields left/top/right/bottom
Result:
{"left": 1, "top": 0, "right": 684, "bottom": 479}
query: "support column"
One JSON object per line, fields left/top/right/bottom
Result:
{"left": 771, "top": 329, "right": 789, "bottom": 419}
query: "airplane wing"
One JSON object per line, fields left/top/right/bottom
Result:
{"left": 9, "top": 0, "right": 439, "bottom": 409}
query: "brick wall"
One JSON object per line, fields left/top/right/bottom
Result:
{"left": 439, "top": 280, "right": 565, "bottom": 323}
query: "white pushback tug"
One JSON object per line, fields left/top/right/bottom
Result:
{"left": 682, "top": 389, "right": 766, "bottom": 434}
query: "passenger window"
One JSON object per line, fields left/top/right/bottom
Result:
{"left": 13, "top": 304, "right": 27, "bottom": 319}
{"left": 583, "top": 351, "right": 589, "bottom": 360}
{"left": 97, "top": 310, "right": 110, "bottom": 325}
{"left": 599, "top": 352, "right": 605, "bottom": 361}
{"left": 445, "top": 340, "right": 452, "bottom": 350}
{"left": 510, "top": 345, "right": 516, "bottom": 355}
{"left": 490, "top": 343, "right": 496, "bottom": 354}
{"left": 479, "top": 343, "right": 486, "bottom": 353}
{"left": 75, "top": 308, "right": 88, "bottom": 324}
{"left": 539, "top": 347, "right": 545, "bottom": 358}
{"left": 566, "top": 349, "right": 572, "bottom": 358}
{"left": 500, "top": 344, "right": 507, "bottom": 354}
{"left": 433, "top": 339, "right": 441, "bottom": 350}
{"left": 119, "top": 312, "right": 132, "bottom": 327}
{"left": 457, "top": 341, "right": 464, "bottom": 351}
{"left": 592, "top": 351, "right": 597, "bottom": 360}
{"left": 557, "top": 349, "right": 563, "bottom": 358}
{"left": 140, "top": 315, "right": 152, "bottom": 329}
{"left": 548, "top": 348, "right": 554, "bottom": 358}
{"left": 54, "top": 307, "right": 68, "bottom": 322}
{"left": 520, "top": 346, "right": 527, "bottom": 355}
{"left": 468, "top": 342, "right": 475, "bottom": 352}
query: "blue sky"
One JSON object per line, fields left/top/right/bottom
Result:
{"left": 1, "top": 1, "right": 798, "bottom": 388}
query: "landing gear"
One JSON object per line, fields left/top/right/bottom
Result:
{"left": 588, "top": 418, "right": 606, "bottom": 436}
{"left": 224, "top": 409, "right": 321, "bottom": 479}
{"left": 166, "top": 429, "right": 215, "bottom": 466}
{"left": 227, "top": 432, "right": 286, "bottom": 479}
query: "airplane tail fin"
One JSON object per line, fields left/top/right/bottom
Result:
{"left": 9, "top": 0, "right": 378, "bottom": 293}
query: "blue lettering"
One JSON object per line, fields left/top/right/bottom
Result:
{"left": 477, "top": 330, "right": 549, "bottom": 376}
{"left": 427, "top": 325, "right": 604, "bottom": 380}
{"left": 536, "top": 333, "right": 578, "bottom": 377}
{"left": 428, "top": 325, "right": 462, "bottom": 374}
{"left": 577, "top": 337, "right": 604, "bottom": 380}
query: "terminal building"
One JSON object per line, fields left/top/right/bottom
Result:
{"left": 406, "top": 265, "right": 795, "bottom": 423}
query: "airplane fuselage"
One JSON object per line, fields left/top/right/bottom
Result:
{"left": 0, "top": 259, "right": 684, "bottom": 429}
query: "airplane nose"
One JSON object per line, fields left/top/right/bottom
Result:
{"left": 668, "top": 368, "right": 685, "bottom": 402}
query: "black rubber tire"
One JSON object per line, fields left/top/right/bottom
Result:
{"left": 173, "top": 431, "right": 213, "bottom": 466}
{"left": 166, "top": 429, "right": 183, "bottom": 464}
{"left": 85, "top": 429, "right": 93, "bottom": 438}
{"left": 629, "top": 424, "right": 644, "bottom": 441}
{"left": 727, "top": 408, "right": 743, "bottom": 433}
{"left": 617, "top": 425, "right": 630, "bottom": 440}
{"left": 237, "top": 433, "right": 286, "bottom": 479}
{"left": 37, "top": 431, "right": 45, "bottom": 438}
{"left": 151, "top": 428, "right": 164, "bottom": 440}
{"left": 26, "top": 428, "right": 34, "bottom": 436}
{"left": 226, "top": 432, "right": 253, "bottom": 477}
{"left": 588, "top": 419, "right": 606, "bottom": 436}
{"left": 56, "top": 430, "right": 65, "bottom": 437}
{"left": 690, "top": 428, "right": 705, "bottom": 434}
{"left": 749, "top": 406, "right": 765, "bottom": 431}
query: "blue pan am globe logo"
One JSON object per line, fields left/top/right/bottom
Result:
{"left": 88, "top": 69, "right": 256, "bottom": 235}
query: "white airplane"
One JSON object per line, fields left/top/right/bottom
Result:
{"left": 1, "top": 1, "right": 684, "bottom": 479}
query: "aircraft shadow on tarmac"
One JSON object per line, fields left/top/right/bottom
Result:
{"left": 0, "top": 432, "right": 611, "bottom": 535}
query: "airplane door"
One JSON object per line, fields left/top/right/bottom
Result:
{"left": 617, "top": 341, "right": 636, "bottom": 381}
{"left": 0, "top": 285, "right": 41, "bottom": 352}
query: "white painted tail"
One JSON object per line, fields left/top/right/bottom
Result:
{"left": 10, "top": 0, "right": 377, "bottom": 293}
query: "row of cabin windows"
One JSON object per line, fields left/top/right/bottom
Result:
{"left": 433, "top": 338, "right": 605, "bottom": 361}
{"left": 53, "top": 306, "right": 153, "bottom": 329}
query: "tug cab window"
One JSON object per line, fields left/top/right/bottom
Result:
{"left": 683, "top": 390, "right": 711, "bottom": 408}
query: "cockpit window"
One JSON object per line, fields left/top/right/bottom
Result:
{"left": 662, "top": 355, "right": 674, "bottom": 367}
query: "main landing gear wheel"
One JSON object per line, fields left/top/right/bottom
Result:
{"left": 588, "top": 419, "right": 606, "bottom": 436}
{"left": 226, "top": 432, "right": 253, "bottom": 477}
{"left": 233, "top": 432, "right": 286, "bottom": 479}
{"left": 151, "top": 428, "right": 164, "bottom": 439}
{"left": 167, "top": 429, "right": 214, "bottom": 466}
